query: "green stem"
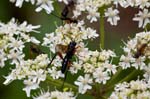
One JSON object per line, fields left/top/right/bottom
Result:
{"left": 118, "top": 70, "right": 137, "bottom": 83}
{"left": 46, "top": 77, "right": 78, "bottom": 91}
{"left": 105, "top": 70, "right": 138, "bottom": 92}
{"left": 100, "top": 15, "right": 105, "bottom": 49}
{"left": 106, "top": 67, "right": 122, "bottom": 86}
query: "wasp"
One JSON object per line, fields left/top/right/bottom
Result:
{"left": 61, "top": 0, "right": 75, "bottom": 18}
{"left": 61, "top": 41, "right": 76, "bottom": 73}
{"left": 51, "top": 0, "right": 77, "bottom": 24}
{"left": 48, "top": 41, "right": 77, "bottom": 88}
{"left": 48, "top": 41, "right": 77, "bottom": 73}
{"left": 134, "top": 43, "right": 147, "bottom": 58}
{"left": 60, "top": 0, "right": 77, "bottom": 23}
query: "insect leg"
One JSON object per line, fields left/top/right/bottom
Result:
{"left": 47, "top": 52, "right": 64, "bottom": 69}
{"left": 47, "top": 53, "right": 57, "bottom": 69}
{"left": 61, "top": 61, "right": 71, "bottom": 89}
{"left": 61, "top": 68, "right": 68, "bottom": 89}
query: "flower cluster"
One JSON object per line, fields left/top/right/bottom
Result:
{"left": 105, "top": 7, "right": 120, "bottom": 26}
{"left": 73, "top": 0, "right": 112, "bottom": 23}
{"left": 73, "top": 0, "right": 150, "bottom": 27}
{"left": 42, "top": 21, "right": 98, "bottom": 52}
{"left": 113, "top": 0, "right": 150, "bottom": 9}
{"left": 143, "top": 63, "right": 150, "bottom": 81}
{"left": 10, "top": 0, "right": 150, "bottom": 27}
{"left": 9, "top": 0, "right": 55, "bottom": 14}
{"left": 5, "top": 0, "right": 150, "bottom": 98}
{"left": 42, "top": 21, "right": 98, "bottom": 79}
{"left": 74, "top": 50, "right": 117, "bottom": 94}
{"left": 3, "top": 54, "right": 49, "bottom": 97}
{"left": 0, "top": 18, "right": 40, "bottom": 67}
{"left": 33, "top": 89, "right": 75, "bottom": 99}
{"left": 113, "top": 0, "right": 150, "bottom": 28}
{"left": 109, "top": 79, "right": 150, "bottom": 99}
{"left": 40, "top": 16, "right": 119, "bottom": 94}
{"left": 119, "top": 31, "right": 150, "bottom": 70}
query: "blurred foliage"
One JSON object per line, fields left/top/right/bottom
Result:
{"left": 0, "top": 1, "right": 143, "bottom": 99}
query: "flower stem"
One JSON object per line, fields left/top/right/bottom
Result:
{"left": 118, "top": 70, "right": 137, "bottom": 83}
{"left": 105, "top": 69, "right": 139, "bottom": 93}
{"left": 106, "top": 67, "right": 122, "bottom": 86}
{"left": 100, "top": 14, "right": 105, "bottom": 49}
{"left": 46, "top": 77, "right": 78, "bottom": 91}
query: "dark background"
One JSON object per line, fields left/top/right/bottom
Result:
{"left": 0, "top": 1, "right": 142, "bottom": 99}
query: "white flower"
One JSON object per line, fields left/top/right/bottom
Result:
{"left": 42, "top": 21, "right": 98, "bottom": 54}
{"left": 35, "top": 0, "right": 54, "bottom": 14}
{"left": 3, "top": 73, "right": 16, "bottom": 85}
{"left": 51, "top": 91, "right": 75, "bottom": 99}
{"left": 119, "top": 55, "right": 134, "bottom": 69}
{"left": 105, "top": 7, "right": 120, "bottom": 26}
{"left": 130, "top": 80, "right": 147, "bottom": 90}
{"left": 9, "top": 0, "right": 36, "bottom": 8}
{"left": 8, "top": 37, "right": 25, "bottom": 51}
{"left": 86, "top": 7, "right": 100, "bottom": 23}
{"left": 29, "top": 69, "right": 46, "bottom": 84}
{"left": 69, "top": 61, "right": 82, "bottom": 74}
{"left": 108, "top": 92, "right": 119, "bottom": 99}
{"left": 0, "top": 50, "right": 7, "bottom": 68}
{"left": 126, "top": 0, "right": 136, "bottom": 7}
{"left": 136, "top": 0, "right": 150, "bottom": 9}
{"left": 74, "top": 74, "right": 93, "bottom": 94}
{"left": 27, "top": 0, "right": 36, "bottom": 5}
{"left": 143, "top": 63, "right": 150, "bottom": 80}
{"left": 0, "top": 18, "right": 17, "bottom": 35}
{"left": 23, "top": 79, "right": 39, "bottom": 97}
{"left": 33, "top": 90, "right": 75, "bottom": 99}
{"left": 35, "top": 54, "right": 50, "bottom": 68}
{"left": 123, "top": 39, "right": 137, "bottom": 53}
{"left": 113, "top": 0, "right": 129, "bottom": 8}
{"left": 86, "top": 28, "right": 98, "bottom": 39}
{"left": 33, "top": 90, "right": 51, "bottom": 99}
{"left": 58, "top": 0, "right": 68, "bottom": 4}
{"left": 10, "top": 0, "right": 24, "bottom": 8}
{"left": 19, "top": 21, "right": 40, "bottom": 33}
{"left": 115, "top": 82, "right": 129, "bottom": 92}
{"left": 131, "top": 56, "right": 146, "bottom": 70}
{"left": 3, "top": 66, "right": 25, "bottom": 85}
{"left": 7, "top": 49, "right": 25, "bottom": 65}
{"left": 104, "top": 61, "right": 117, "bottom": 74}
{"left": 48, "top": 67, "right": 64, "bottom": 79}
{"left": 93, "top": 67, "right": 110, "bottom": 84}
{"left": 83, "top": 63, "right": 95, "bottom": 73}
{"left": 99, "top": 50, "right": 116, "bottom": 61}
{"left": 109, "top": 80, "right": 150, "bottom": 99}
{"left": 133, "top": 9, "right": 150, "bottom": 28}
{"left": 30, "top": 37, "right": 40, "bottom": 44}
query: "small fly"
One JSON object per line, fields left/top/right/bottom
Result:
{"left": 134, "top": 41, "right": 150, "bottom": 58}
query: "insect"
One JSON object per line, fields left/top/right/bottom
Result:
{"left": 48, "top": 41, "right": 77, "bottom": 88}
{"left": 61, "top": 0, "right": 75, "bottom": 18}
{"left": 48, "top": 41, "right": 77, "bottom": 73}
{"left": 30, "top": 44, "right": 43, "bottom": 54}
{"left": 134, "top": 43, "right": 147, "bottom": 58}
{"left": 51, "top": 0, "right": 77, "bottom": 23}
{"left": 61, "top": 0, "right": 77, "bottom": 23}
{"left": 30, "top": 44, "right": 44, "bottom": 58}
{"left": 61, "top": 41, "right": 76, "bottom": 73}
